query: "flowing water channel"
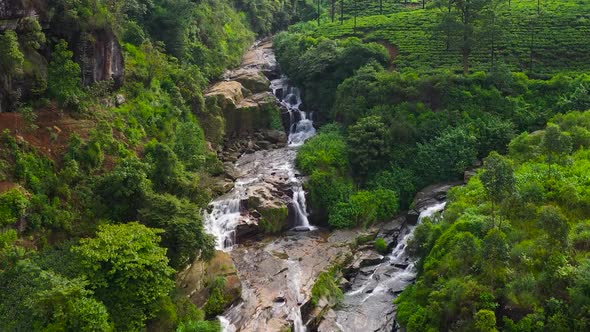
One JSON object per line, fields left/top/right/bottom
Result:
{"left": 203, "top": 76, "right": 316, "bottom": 250}
{"left": 322, "top": 201, "right": 447, "bottom": 332}
{"left": 202, "top": 42, "right": 449, "bottom": 332}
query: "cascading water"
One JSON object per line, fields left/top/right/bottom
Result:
{"left": 203, "top": 75, "right": 316, "bottom": 251}
{"left": 202, "top": 42, "right": 317, "bottom": 331}
{"left": 327, "top": 200, "right": 447, "bottom": 332}
{"left": 272, "top": 77, "right": 316, "bottom": 147}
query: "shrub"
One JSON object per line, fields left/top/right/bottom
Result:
{"left": 374, "top": 238, "right": 388, "bottom": 254}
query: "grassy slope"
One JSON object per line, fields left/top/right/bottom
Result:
{"left": 313, "top": 0, "right": 590, "bottom": 75}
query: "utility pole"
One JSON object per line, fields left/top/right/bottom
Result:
{"left": 380, "top": 0, "right": 383, "bottom": 14}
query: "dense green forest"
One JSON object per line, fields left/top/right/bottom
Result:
{"left": 397, "top": 111, "right": 590, "bottom": 331}
{"left": 0, "top": 0, "right": 318, "bottom": 331}
{"left": 1, "top": 0, "right": 589, "bottom": 331}
{"left": 275, "top": 0, "right": 590, "bottom": 331}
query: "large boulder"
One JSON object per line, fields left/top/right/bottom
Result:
{"left": 176, "top": 251, "right": 241, "bottom": 309}
{"left": 232, "top": 70, "right": 270, "bottom": 94}
{"left": 205, "top": 81, "right": 247, "bottom": 110}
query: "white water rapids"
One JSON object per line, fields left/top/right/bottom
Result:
{"left": 203, "top": 76, "right": 316, "bottom": 251}
{"left": 325, "top": 201, "right": 447, "bottom": 332}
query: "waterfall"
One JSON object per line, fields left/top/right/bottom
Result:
{"left": 271, "top": 77, "right": 316, "bottom": 147}
{"left": 203, "top": 72, "right": 316, "bottom": 251}
{"left": 330, "top": 199, "right": 448, "bottom": 331}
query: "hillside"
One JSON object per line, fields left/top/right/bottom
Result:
{"left": 309, "top": 0, "right": 590, "bottom": 75}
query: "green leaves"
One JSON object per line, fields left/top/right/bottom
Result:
{"left": 72, "top": 222, "right": 175, "bottom": 331}
{"left": 47, "top": 40, "right": 85, "bottom": 110}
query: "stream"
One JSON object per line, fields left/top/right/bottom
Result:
{"left": 201, "top": 42, "right": 451, "bottom": 332}
{"left": 319, "top": 202, "right": 447, "bottom": 332}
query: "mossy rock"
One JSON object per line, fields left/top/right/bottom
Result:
{"left": 258, "top": 205, "right": 288, "bottom": 234}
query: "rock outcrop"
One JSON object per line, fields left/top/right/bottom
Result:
{"left": 75, "top": 29, "right": 125, "bottom": 87}
{"left": 176, "top": 251, "right": 241, "bottom": 310}
{"left": 201, "top": 39, "right": 281, "bottom": 144}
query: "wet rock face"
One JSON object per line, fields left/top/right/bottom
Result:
{"left": 0, "top": 0, "right": 45, "bottom": 22}
{"left": 317, "top": 182, "right": 457, "bottom": 332}
{"left": 75, "top": 29, "right": 125, "bottom": 87}
{"left": 224, "top": 229, "right": 358, "bottom": 332}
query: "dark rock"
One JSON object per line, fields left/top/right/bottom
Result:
{"left": 393, "top": 263, "right": 409, "bottom": 269}
{"left": 412, "top": 182, "right": 459, "bottom": 212}
{"left": 464, "top": 170, "right": 477, "bottom": 183}
{"left": 406, "top": 210, "right": 420, "bottom": 225}
{"left": 257, "top": 140, "right": 272, "bottom": 149}
{"left": 274, "top": 296, "right": 286, "bottom": 303}
{"left": 265, "top": 129, "right": 287, "bottom": 144}
{"left": 235, "top": 222, "right": 260, "bottom": 243}
{"left": 224, "top": 162, "right": 242, "bottom": 180}
{"left": 359, "top": 254, "right": 386, "bottom": 268}
{"left": 359, "top": 266, "right": 377, "bottom": 276}
{"left": 75, "top": 29, "right": 125, "bottom": 87}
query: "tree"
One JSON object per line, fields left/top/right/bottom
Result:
{"left": 18, "top": 17, "right": 46, "bottom": 51}
{"left": 478, "top": 0, "right": 508, "bottom": 69}
{"left": 32, "top": 271, "right": 113, "bottom": 332}
{"left": 72, "top": 222, "right": 175, "bottom": 331}
{"left": 94, "top": 157, "right": 152, "bottom": 221}
{"left": 474, "top": 309, "right": 498, "bottom": 332}
{"left": 480, "top": 151, "right": 515, "bottom": 225}
{"left": 482, "top": 228, "right": 509, "bottom": 287}
{"left": 47, "top": 40, "right": 84, "bottom": 109}
{"left": 538, "top": 205, "right": 569, "bottom": 248}
{"left": 144, "top": 142, "right": 192, "bottom": 195}
{"left": 542, "top": 124, "right": 572, "bottom": 165}
{"left": 415, "top": 126, "right": 477, "bottom": 185}
{"left": 347, "top": 115, "right": 388, "bottom": 180}
{"left": 446, "top": 0, "right": 493, "bottom": 74}
{"left": 0, "top": 29, "right": 24, "bottom": 112}
{"left": 139, "top": 193, "right": 215, "bottom": 268}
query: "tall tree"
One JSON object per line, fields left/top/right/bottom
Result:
{"left": 72, "top": 222, "right": 175, "bottom": 331}
{"left": 479, "top": 0, "right": 508, "bottom": 69}
{"left": 479, "top": 151, "right": 515, "bottom": 226}
{"left": 434, "top": 0, "right": 457, "bottom": 51}
{"left": 347, "top": 115, "right": 388, "bottom": 180}
{"left": 447, "top": 0, "right": 493, "bottom": 74}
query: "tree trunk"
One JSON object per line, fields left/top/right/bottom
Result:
{"left": 491, "top": 14, "right": 496, "bottom": 69}
{"left": 331, "top": 0, "right": 335, "bottom": 22}
{"left": 317, "top": 0, "right": 321, "bottom": 26}
{"left": 462, "top": 48, "right": 470, "bottom": 75}
{"left": 340, "top": 0, "right": 344, "bottom": 24}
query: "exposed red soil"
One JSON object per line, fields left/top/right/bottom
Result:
{"left": 0, "top": 105, "right": 95, "bottom": 161}
{"left": 0, "top": 181, "right": 18, "bottom": 194}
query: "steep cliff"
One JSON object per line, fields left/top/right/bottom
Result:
{"left": 73, "top": 29, "right": 124, "bottom": 87}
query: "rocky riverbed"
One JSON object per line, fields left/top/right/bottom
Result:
{"left": 179, "top": 39, "right": 461, "bottom": 332}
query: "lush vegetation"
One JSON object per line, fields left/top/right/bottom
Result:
{"left": 0, "top": 0, "right": 317, "bottom": 331}
{"left": 396, "top": 111, "right": 590, "bottom": 331}
{"left": 1, "top": 0, "right": 590, "bottom": 330}
{"left": 279, "top": 1, "right": 590, "bottom": 230}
